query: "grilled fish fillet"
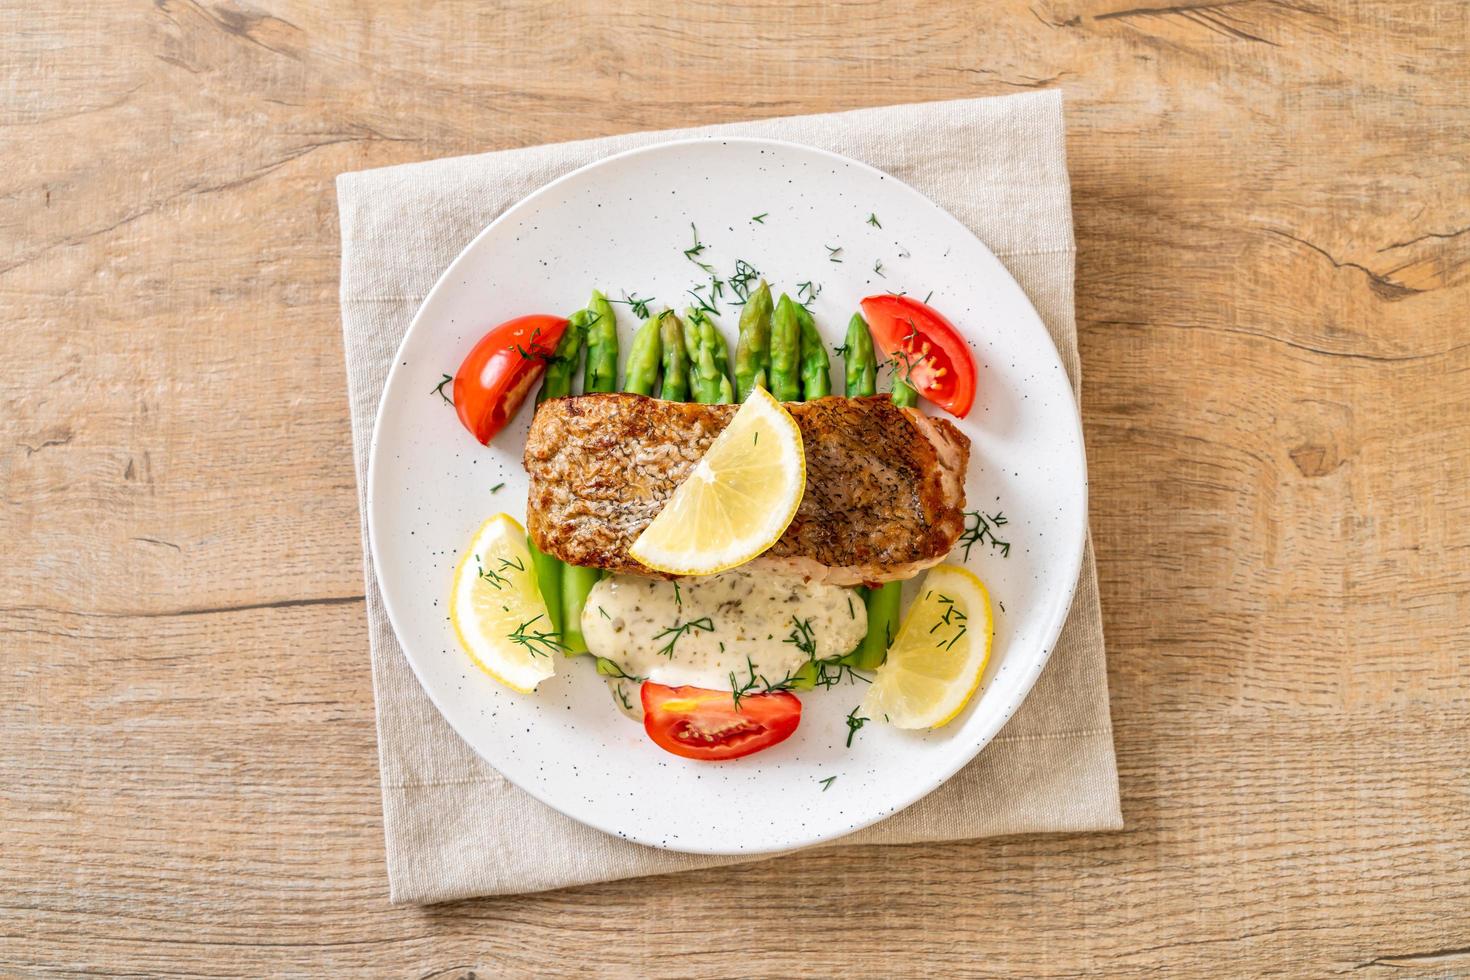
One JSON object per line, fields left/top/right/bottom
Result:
{"left": 524, "top": 393, "right": 969, "bottom": 585}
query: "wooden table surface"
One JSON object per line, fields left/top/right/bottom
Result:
{"left": 5, "top": 1, "right": 1469, "bottom": 976}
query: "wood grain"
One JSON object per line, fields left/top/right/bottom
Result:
{"left": 4, "top": 0, "right": 1469, "bottom": 975}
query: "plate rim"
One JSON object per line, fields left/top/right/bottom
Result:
{"left": 366, "top": 135, "right": 1089, "bottom": 855}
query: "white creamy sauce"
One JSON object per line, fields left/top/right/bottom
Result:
{"left": 582, "top": 568, "right": 868, "bottom": 691}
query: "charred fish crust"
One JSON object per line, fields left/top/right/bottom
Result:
{"left": 524, "top": 393, "right": 970, "bottom": 585}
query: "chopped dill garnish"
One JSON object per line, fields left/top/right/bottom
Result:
{"left": 867, "top": 213, "right": 881, "bottom": 228}
{"left": 873, "top": 260, "right": 885, "bottom": 278}
{"left": 819, "top": 775, "right": 837, "bottom": 791}
{"left": 614, "top": 683, "right": 633, "bottom": 711}
{"left": 923, "top": 289, "right": 934, "bottom": 304}
{"left": 825, "top": 244, "right": 843, "bottom": 263}
{"left": 507, "top": 614, "right": 567, "bottom": 659}
{"left": 653, "top": 616, "right": 715, "bottom": 659}
{"left": 833, "top": 342, "right": 850, "bottom": 358}
{"left": 597, "top": 605, "right": 611, "bottom": 619}
{"left": 753, "top": 431, "right": 759, "bottom": 446}
{"left": 672, "top": 582, "right": 682, "bottom": 608}
{"left": 751, "top": 213, "right": 768, "bottom": 224}
{"left": 497, "top": 554, "right": 525, "bottom": 573}
{"left": 957, "top": 510, "right": 1011, "bottom": 560}
{"left": 432, "top": 374, "right": 454, "bottom": 405}
{"left": 489, "top": 482, "right": 505, "bottom": 493}
{"left": 796, "top": 280, "right": 821, "bottom": 306}
{"left": 845, "top": 705, "right": 869, "bottom": 747}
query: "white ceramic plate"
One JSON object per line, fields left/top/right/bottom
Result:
{"left": 368, "top": 138, "right": 1086, "bottom": 855}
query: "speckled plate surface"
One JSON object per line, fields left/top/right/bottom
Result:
{"left": 367, "top": 138, "right": 1087, "bottom": 855}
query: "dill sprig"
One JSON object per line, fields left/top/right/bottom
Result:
{"left": 958, "top": 510, "right": 1011, "bottom": 560}
{"left": 873, "top": 260, "right": 885, "bottom": 278}
{"left": 653, "top": 615, "right": 715, "bottom": 659}
{"left": 807, "top": 658, "right": 870, "bottom": 690}
{"left": 728, "top": 260, "right": 761, "bottom": 304}
{"left": 514, "top": 325, "right": 556, "bottom": 363}
{"left": 845, "top": 705, "right": 869, "bottom": 747}
{"left": 796, "top": 280, "right": 821, "bottom": 306}
{"left": 819, "top": 775, "right": 837, "bottom": 791}
{"left": 507, "top": 614, "right": 567, "bottom": 659}
{"left": 476, "top": 563, "right": 510, "bottom": 590}
{"left": 489, "top": 482, "right": 505, "bottom": 493}
{"left": 825, "top": 244, "right": 843, "bottom": 263}
{"left": 595, "top": 657, "right": 643, "bottom": 681}
{"left": 923, "top": 289, "right": 934, "bottom": 304}
{"left": 784, "top": 616, "right": 817, "bottom": 660}
{"left": 752, "top": 213, "right": 768, "bottom": 224}
{"left": 612, "top": 291, "right": 655, "bottom": 319}
{"left": 684, "top": 223, "right": 715, "bottom": 273}
{"left": 932, "top": 593, "right": 969, "bottom": 651}
{"left": 867, "top": 213, "right": 881, "bottom": 228}
{"left": 432, "top": 373, "right": 454, "bottom": 405}
{"left": 729, "top": 654, "right": 761, "bottom": 710}
{"left": 686, "top": 287, "right": 719, "bottom": 317}
{"left": 729, "top": 653, "right": 815, "bottom": 709}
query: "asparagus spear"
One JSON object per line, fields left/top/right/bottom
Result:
{"left": 734, "top": 280, "right": 772, "bottom": 401}
{"left": 528, "top": 308, "right": 590, "bottom": 635}
{"left": 658, "top": 311, "right": 691, "bottom": 402}
{"left": 796, "top": 303, "right": 831, "bottom": 399}
{"left": 850, "top": 349, "right": 917, "bottom": 670}
{"left": 559, "top": 293, "right": 620, "bottom": 654}
{"left": 841, "top": 313, "right": 877, "bottom": 397}
{"left": 623, "top": 312, "right": 664, "bottom": 396}
{"left": 582, "top": 290, "right": 618, "bottom": 394}
{"left": 769, "top": 293, "right": 802, "bottom": 402}
{"left": 684, "top": 309, "right": 735, "bottom": 404}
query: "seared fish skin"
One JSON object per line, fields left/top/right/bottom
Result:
{"left": 524, "top": 393, "right": 969, "bottom": 585}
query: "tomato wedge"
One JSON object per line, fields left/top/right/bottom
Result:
{"left": 641, "top": 682, "right": 801, "bottom": 761}
{"left": 859, "top": 294, "right": 976, "bottom": 418}
{"left": 452, "top": 314, "right": 568, "bottom": 444}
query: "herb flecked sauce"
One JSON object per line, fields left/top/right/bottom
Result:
{"left": 582, "top": 568, "right": 867, "bottom": 691}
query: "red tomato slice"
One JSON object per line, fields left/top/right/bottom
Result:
{"left": 641, "top": 682, "right": 801, "bottom": 761}
{"left": 859, "top": 295, "right": 977, "bottom": 418}
{"left": 452, "top": 314, "right": 568, "bottom": 444}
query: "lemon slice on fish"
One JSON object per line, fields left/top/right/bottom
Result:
{"left": 630, "top": 386, "right": 805, "bottom": 576}
{"left": 450, "top": 513, "right": 558, "bottom": 692}
{"left": 861, "top": 564, "right": 994, "bottom": 729}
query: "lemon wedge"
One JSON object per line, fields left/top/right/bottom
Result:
{"left": 450, "top": 513, "right": 558, "bottom": 692}
{"left": 629, "top": 386, "right": 805, "bottom": 576}
{"left": 861, "top": 564, "right": 994, "bottom": 729}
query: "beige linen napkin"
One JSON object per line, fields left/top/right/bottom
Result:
{"left": 338, "top": 90, "right": 1120, "bottom": 904}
